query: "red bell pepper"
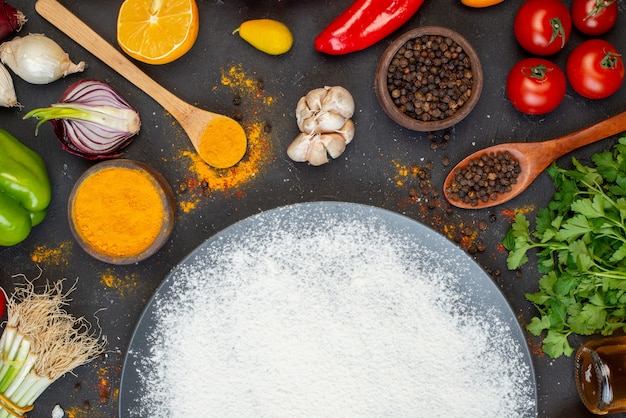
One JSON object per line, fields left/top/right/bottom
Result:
{"left": 314, "top": 0, "right": 426, "bottom": 55}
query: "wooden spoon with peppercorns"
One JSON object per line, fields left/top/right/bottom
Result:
{"left": 443, "top": 110, "right": 626, "bottom": 209}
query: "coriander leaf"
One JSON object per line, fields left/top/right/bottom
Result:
{"left": 573, "top": 157, "right": 603, "bottom": 186}
{"left": 535, "top": 208, "right": 554, "bottom": 236}
{"left": 602, "top": 321, "right": 626, "bottom": 335}
{"left": 610, "top": 242, "right": 626, "bottom": 263}
{"left": 502, "top": 226, "right": 516, "bottom": 251}
{"left": 542, "top": 329, "right": 573, "bottom": 358}
{"left": 569, "top": 239, "right": 593, "bottom": 271}
{"left": 555, "top": 214, "right": 593, "bottom": 242}
{"left": 608, "top": 175, "right": 626, "bottom": 196}
{"left": 553, "top": 274, "right": 578, "bottom": 296}
{"left": 592, "top": 150, "right": 619, "bottom": 182}
{"left": 526, "top": 315, "right": 550, "bottom": 336}
{"left": 506, "top": 237, "right": 531, "bottom": 270}
{"left": 526, "top": 291, "right": 551, "bottom": 306}
{"left": 571, "top": 195, "right": 605, "bottom": 219}
{"left": 568, "top": 314, "right": 598, "bottom": 335}
{"left": 615, "top": 197, "right": 626, "bottom": 221}
{"left": 538, "top": 271, "right": 558, "bottom": 294}
{"left": 575, "top": 303, "right": 608, "bottom": 331}
{"left": 505, "top": 214, "right": 535, "bottom": 269}
{"left": 547, "top": 298, "right": 567, "bottom": 329}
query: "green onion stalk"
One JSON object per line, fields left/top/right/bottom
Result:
{"left": 0, "top": 277, "right": 105, "bottom": 417}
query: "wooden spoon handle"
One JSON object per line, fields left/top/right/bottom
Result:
{"left": 543, "top": 110, "right": 626, "bottom": 158}
{"left": 34, "top": 0, "right": 192, "bottom": 120}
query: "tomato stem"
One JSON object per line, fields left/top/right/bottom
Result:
{"left": 549, "top": 17, "right": 566, "bottom": 48}
{"left": 522, "top": 64, "right": 552, "bottom": 81}
{"left": 585, "top": 0, "right": 615, "bottom": 20}
{"left": 601, "top": 50, "right": 621, "bottom": 69}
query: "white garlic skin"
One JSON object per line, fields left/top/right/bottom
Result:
{"left": 305, "top": 138, "right": 329, "bottom": 166}
{"left": 319, "top": 133, "right": 347, "bottom": 159}
{"left": 0, "top": 34, "right": 85, "bottom": 85}
{"left": 287, "top": 132, "right": 313, "bottom": 162}
{"left": 0, "top": 62, "right": 17, "bottom": 108}
{"left": 288, "top": 85, "right": 356, "bottom": 166}
{"left": 321, "top": 85, "right": 355, "bottom": 119}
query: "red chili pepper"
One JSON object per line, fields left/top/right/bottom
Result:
{"left": 314, "top": 0, "right": 426, "bottom": 55}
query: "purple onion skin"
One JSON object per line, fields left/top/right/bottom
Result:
{"left": 51, "top": 120, "right": 134, "bottom": 160}
{"left": 0, "top": 1, "right": 25, "bottom": 41}
{"left": 47, "top": 79, "right": 140, "bottom": 159}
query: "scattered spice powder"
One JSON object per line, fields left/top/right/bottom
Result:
{"left": 30, "top": 241, "right": 73, "bottom": 265}
{"left": 501, "top": 204, "right": 535, "bottom": 222}
{"left": 392, "top": 159, "right": 487, "bottom": 253}
{"left": 99, "top": 268, "right": 140, "bottom": 299}
{"left": 65, "top": 405, "right": 109, "bottom": 418}
{"left": 176, "top": 64, "right": 276, "bottom": 213}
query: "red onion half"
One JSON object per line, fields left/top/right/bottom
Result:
{"left": 24, "top": 79, "right": 141, "bottom": 159}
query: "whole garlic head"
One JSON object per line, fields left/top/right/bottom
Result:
{"left": 289, "top": 86, "right": 355, "bottom": 166}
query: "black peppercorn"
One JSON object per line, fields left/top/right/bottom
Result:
{"left": 386, "top": 35, "right": 474, "bottom": 122}
{"left": 446, "top": 151, "right": 521, "bottom": 207}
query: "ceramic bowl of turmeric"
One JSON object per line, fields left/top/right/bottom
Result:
{"left": 68, "top": 159, "right": 176, "bottom": 265}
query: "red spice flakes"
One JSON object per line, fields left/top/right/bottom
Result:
{"left": 501, "top": 205, "right": 535, "bottom": 222}
{"left": 392, "top": 159, "right": 489, "bottom": 254}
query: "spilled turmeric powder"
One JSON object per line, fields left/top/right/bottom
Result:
{"left": 199, "top": 117, "right": 247, "bottom": 169}
{"left": 30, "top": 241, "right": 73, "bottom": 265}
{"left": 99, "top": 268, "right": 140, "bottom": 298}
{"left": 176, "top": 64, "right": 275, "bottom": 213}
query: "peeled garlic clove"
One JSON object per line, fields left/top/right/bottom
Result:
{"left": 304, "top": 87, "right": 327, "bottom": 111}
{"left": 321, "top": 86, "right": 355, "bottom": 119}
{"left": 306, "top": 137, "right": 329, "bottom": 166}
{"left": 0, "top": 62, "right": 17, "bottom": 108}
{"left": 315, "top": 110, "right": 347, "bottom": 133}
{"left": 336, "top": 119, "right": 355, "bottom": 144}
{"left": 319, "top": 133, "right": 347, "bottom": 159}
{"left": 287, "top": 132, "right": 313, "bottom": 162}
{"left": 0, "top": 34, "right": 85, "bottom": 85}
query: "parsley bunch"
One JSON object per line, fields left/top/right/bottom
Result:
{"left": 504, "top": 136, "right": 626, "bottom": 358}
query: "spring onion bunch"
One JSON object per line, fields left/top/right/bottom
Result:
{"left": 0, "top": 277, "right": 105, "bottom": 417}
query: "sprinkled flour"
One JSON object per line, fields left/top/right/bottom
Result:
{"left": 125, "top": 204, "right": 536, "bottom": 417}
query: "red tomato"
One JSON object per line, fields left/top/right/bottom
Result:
{"left": 571, "top": 0, "right": 618, "bottom": 36}
{"left": 514, "top": 0, "right": 572, "bottom": 56}
{"left": 506, "top": 58, "right": 566, "bottom": 114}
{"left": 566, "top": 39, "right": 625, "bottom": 99}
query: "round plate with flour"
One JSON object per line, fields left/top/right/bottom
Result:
{"left": 119, "top": 202, "right": 537, "bottom": 417}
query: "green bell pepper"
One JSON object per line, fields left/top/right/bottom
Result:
{"left": 0, "top": 129, "right": 51, "bottom": 246}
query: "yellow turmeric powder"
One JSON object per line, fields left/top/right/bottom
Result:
{"left": 71, "top": 166, "right": 167, "bottom": 259}
{"left": 199, "top": 117, "right": 247, "bottom": 169}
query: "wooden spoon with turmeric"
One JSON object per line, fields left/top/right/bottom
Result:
{"left": 35, "top": 0, "right": 247, "bottom": 169}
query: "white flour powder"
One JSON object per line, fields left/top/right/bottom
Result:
{"left": 127, "top": 208, "right": 536, "bottom": 417}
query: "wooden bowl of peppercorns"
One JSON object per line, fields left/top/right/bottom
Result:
{"left": 375, "top": 26, "right": 483, "bottom": 132}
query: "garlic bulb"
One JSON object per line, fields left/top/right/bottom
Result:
{"left": 0, "top": 34, "right": 85, "bottom": 85}
{"left": 289, "top": 86, "right": 355, "bottom": 166}
{"left": 0, "top": 62, "right": 17, "bottom": 108}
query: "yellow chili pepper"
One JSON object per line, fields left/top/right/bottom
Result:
{"left": 233, "top": 19, "right": 293, "bottom": 55}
